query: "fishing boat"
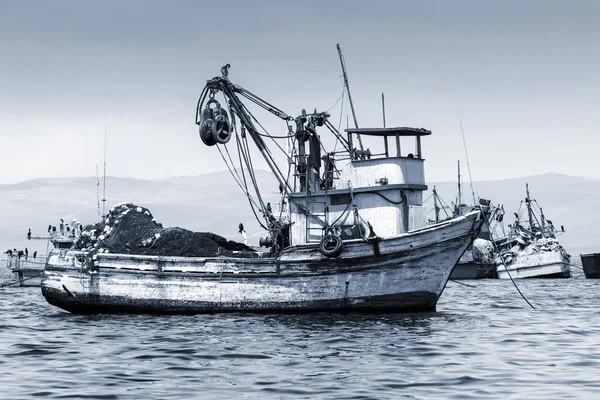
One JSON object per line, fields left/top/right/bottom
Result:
{"left": 496, "top": 184, "right": 570, "bottom": 279}
{"left": 580, "top": 253, "right": 600, "bottom": 278}
{"left": 42, "top": 53, "right": 482, "bottom": 314}
{"left": 433, "top": 162, "right": 504, "bottom": 279}
{"left": 450, "top": 198, "right": 503, "bottom": 279}
{"left": 5, "top": 233, "right": 75, "bottom": 287}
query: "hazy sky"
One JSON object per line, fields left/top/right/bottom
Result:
{"left": 1, "top": 0, "right": 599, "bottom": 185}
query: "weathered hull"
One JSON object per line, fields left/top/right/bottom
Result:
{"left": 450, "top": 261, "right": 496, "bottom": 279}
{"left": 42, "top": 211, "right": 482, "bottom": 314}
{"left": 12, "top": 268, "right": 44, "bottom": 287}
{"left": 497, "top": 250, "right": 571, "bottom": 279}
{"left": 5, "top": 257, "right": 46, "bottom": 287}
{"left": 580, "top": 253, "right": 600, "bottom": 279}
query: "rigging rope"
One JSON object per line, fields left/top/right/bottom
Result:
{"left": 0, "top": 273, "right": 43, "bottom": 288}
{"left": 241, "top": 101, "right": 293, "bottom": 164}
{"left": 448, "top": 279, "right": 476, "bottom": 288}
{"left": 236, "top": 128, "right": 269, "bottom": 230}
{"left": 326, "top": 85, "right": 346, "bottom": 113}
{"left": 483, "top": 212, "right": 536, "bottom": 310}
{"left": 458, "top": 107, "right": 477, "bottom": 206}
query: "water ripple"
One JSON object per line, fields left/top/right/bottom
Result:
{"left": 1, "top": 280, "right": 600, "bottom": 398}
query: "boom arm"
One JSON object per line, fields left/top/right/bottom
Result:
{"left": 201, "top": 67, "right": 292, "bottom": 194}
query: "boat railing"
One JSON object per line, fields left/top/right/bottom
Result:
{"left": 345, "top": 127, "right": 432, "bottom": 160}
{"left": 5, "top": 254, "right": 49, "bottom": 271}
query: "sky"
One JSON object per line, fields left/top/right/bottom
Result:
{"left": 1, "top": 0, "right": 599, "bottom": 185}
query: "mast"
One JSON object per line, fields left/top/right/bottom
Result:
{"left": 336, "top": 44, "right": 363, "bottom": 150}
{"left": 433, "top": 185, "right": 440, "bottom": 223}
{"left": 381, "top": 92, "right": 386, "bottom": 128}
{"left": 102, "top": 109, "right": 107, "bottom": 218}
{"left": 540, "top": 207, "right": 546, "bottom": 228}
{"left": 96, "top": 165, "right": 101, "bottom": 220}
{"left": 457, "top": 160, "right": 462, "bottom": 216}
{"left": 525, "top": 183, "right": 534, "bottom": 231}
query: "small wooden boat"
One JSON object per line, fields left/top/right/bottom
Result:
{"left": 5, "top": 235, "right": 74, "bottom": 287}
{"left": 42, "top": 52, "right": 482, "bottom": 314}
{"left": 43, "top": 211, "right": 481, "bottom": 313}
{"left": 6, "top": 255, "right": 46, "bottom": 287}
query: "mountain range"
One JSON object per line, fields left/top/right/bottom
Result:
{"left": 1, "top": 171, "right": 597, "bottom": 258}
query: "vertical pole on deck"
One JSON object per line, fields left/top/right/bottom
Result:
{"left": 457, "top": 160, "right": 462, "bottom": 215}
{"left": 337, "top": 44, "right": 363, "bottom": 151}
{"left": 433, "top": 186, "right": 440, "bottom": 223}
{"left": 381, "top": 92, "right": 386, "bottom": 128}
{"left": 382, "top": 92, "right": 388, "bottom": 157}
{"left": 102, "top": 109, "right": 107, "bottom": 219}
{"left": 526, "top": 183, "right": 535, "bottom": 231}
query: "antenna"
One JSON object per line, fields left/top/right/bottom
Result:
{"left": 457, "top": 160, "right": 462, "bottom": 215}
{"left": 96, "top": 165, "right": 101, "bottom": 220}
{"left": 381, "top": 92, "right": 386, "bottom": 127}
{"left": 336, "top": 44, "right": 363, "bottom": 150}
{"left": 102, "top": 109, "right": 107, "bottom": 218}
{"left": 458, "top": 107, "right": 476, "bottom": 205}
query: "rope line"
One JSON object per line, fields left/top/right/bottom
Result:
{"left": 483, "top": 210, "right": 536, "bottom": 309}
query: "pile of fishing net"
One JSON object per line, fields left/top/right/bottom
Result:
{"left": 522, "top": 237, "right": 564, "bottom": 255}
{"left": 496, "top": 237, "right": 567, "bottom": 265}
{"left": 471, "top": 238, "right": 495, "bottom": 264}
{"left": 74, "top": 203, "right": 255, "bottom": 258}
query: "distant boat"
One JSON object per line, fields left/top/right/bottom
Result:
{"left": 580, "top": 253, "right": 600, "bottom": 278}
{"left": 496, "top": 184, "right": 570, "bottom": 279}
{"left": 5, "top": 233, "right": 75, "bottom": 287}
{"left": 451, "top": 201, "right": 504, "bottom": 279}
{"left": 42, "top": 59, "right": 483, "bottom": 314}
{"left": 434, "top": 161, "right": 504, "bottom": 280}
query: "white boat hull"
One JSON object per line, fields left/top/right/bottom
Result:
{"left": 42, "top": 211, "right": 482, "bottom": 314}
{"left": 5, "top": 258, "right": 46, "bottom": 287}
{"left": 497, "top": 250, "right": 571, "bottom": 279}
{"left": 12, "top": 269, "right": 44, "bottom": 287}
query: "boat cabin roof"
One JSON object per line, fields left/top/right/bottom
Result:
{"left": 345, "top": 127, "right": 432, "bottom": 137}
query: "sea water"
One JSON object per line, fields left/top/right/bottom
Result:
{"left": 1, "top": 270, "right": 599, "bottom": 399}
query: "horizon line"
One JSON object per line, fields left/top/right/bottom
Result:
{"left": 0, "top": 170, "right": 593, "bottom": 186}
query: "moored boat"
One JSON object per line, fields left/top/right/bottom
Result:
{"left": 5, "top": 253, "right": 47, "bottom": 287}
{"left": 496, "top": 184, "right": 570, "bottom": 279}
{"left": 580, "top": 253, "right": 600, "bottom": 278}
{"left": 5, "top": 232, "right": 75, "bottom": 287}
{"left": 432, "top": 161, "right": 504, "bottom": 279}
{"left": 42, "top": 56, "right": 482, "bottom": 314}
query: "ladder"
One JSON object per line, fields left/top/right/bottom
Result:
{"left": 305, "top": 200, "right": 328, "bottom": 243}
